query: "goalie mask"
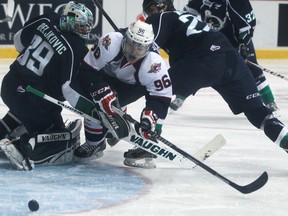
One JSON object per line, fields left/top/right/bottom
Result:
{"left": 142, "top": 0, "right": 175, "bottom": 17}
{"left": 60, "top": 1, "right": 93, "bottom": 40}
{"left": 122, "top": 21, "right": 154, "bottom": 63}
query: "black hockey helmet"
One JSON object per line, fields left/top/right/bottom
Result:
{"left": 142, "top": 0, "right": 175, "bottom": 16}
{"left": 59, "top": 1, "right": 93, "bottom": 40}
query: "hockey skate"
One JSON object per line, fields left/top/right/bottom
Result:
{"left": 73, "top": 140, "right": 106, "bottom": 162}
{"left": 169, "top": 96, "right": 185, "bottom": 111}
{"left": 123, "top": 147, "right": 157, "bottom": 169}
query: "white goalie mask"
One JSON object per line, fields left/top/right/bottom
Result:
{"left": 59, "top": 1, "right": 94, "bottom": 40}
{"left": 122, "top": 21, "right": 154, "bottom": 63}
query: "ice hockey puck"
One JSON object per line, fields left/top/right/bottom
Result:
{"left": 28, "top": 199, "right": 39, "bottom": 212}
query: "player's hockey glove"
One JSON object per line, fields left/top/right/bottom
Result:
{"left": 136, "top": 109, "right": 162, "bottom": 141}
{"left": 91, "top": 85, "right": 116, "bottom": 116}
{"left": 238, "top": 43, "right": 250, "bottom": 60}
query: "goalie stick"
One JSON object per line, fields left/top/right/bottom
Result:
{"left": 246, "top": 60, "right": 288, "bottom": 81}
{"left": 25, "top": 85, "right": 224, "bottom": 167}
{"left": 26, "top": 85, "right": 268, "bottom": 194}
{"left": 112, "top": 107, "right": 268, "bottom": 194}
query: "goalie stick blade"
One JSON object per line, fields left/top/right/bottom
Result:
{"left": 231, "top": 171, "right": 268, "bottom": 194}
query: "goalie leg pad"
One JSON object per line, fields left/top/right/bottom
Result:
{"left": 29, "top": 119, "right": 82, "bottom": 166}
{"left": 0, "top": 138, "right": 34, "bottom": 170}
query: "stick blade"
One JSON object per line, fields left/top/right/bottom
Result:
{"left": 232, "top": 171, "right": 268, "bottom": 194}
{"left": 193, "top": 134, "right": 226, "bottom": 162}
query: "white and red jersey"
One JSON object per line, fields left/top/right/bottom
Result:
{"left": 84, "top": 31, "right": 172, "bottom": 119}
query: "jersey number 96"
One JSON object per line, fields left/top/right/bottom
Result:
{"left": 154, "top": 74, "right": 171, "bottom": 91}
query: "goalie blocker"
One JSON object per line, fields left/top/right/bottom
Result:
{"left": 0, "top": 119, "right": 82, "bottom": 170}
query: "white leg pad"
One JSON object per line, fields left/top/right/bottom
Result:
{"left": 0, "top": 138, "right": 34, "bottom": 170}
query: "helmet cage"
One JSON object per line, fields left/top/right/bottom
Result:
{"left": 60, "top": 1, "right": 93, "bottom": 40}
{"left": 122, "top": 36, "right": 151, "bottom": 63}
{"left": 122, "top": 21, "right": 154, "bottom": 63}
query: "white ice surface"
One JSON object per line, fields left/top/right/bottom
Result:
{"left": 0, "top": 59, "right": 288, "bottom": 216}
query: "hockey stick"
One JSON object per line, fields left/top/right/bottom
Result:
{"left": 25, "top": 85, "right": 224, "bottom": 166}
{"left": 26, "top": 85, "right": 268, "bottom": 194}
{"left": 246, "top": 60, "right": 288, "bottom": 81}
{"left": 91, "top": 0, "right": 120, "bottom": 32}
{"left": 112, "top": 107, "right": 268, "bottom": 194}
{"left": 192, "top": 134, "right": 225, "bottom": 162}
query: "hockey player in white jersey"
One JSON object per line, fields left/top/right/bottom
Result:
{"left": 74, "top": 21, "right": 172, "bottom": 168}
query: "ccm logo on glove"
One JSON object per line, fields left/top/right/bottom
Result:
{"left": 91, "top": 86, "right": 111, "bottom": 97}
{"left": 91, "top": 85, "right": 116, "bottom": 116}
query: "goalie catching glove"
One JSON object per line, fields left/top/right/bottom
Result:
{"left": 136, "top": 109, "right": 162, "bottom": 141}
{"left": 91, "top": 85, "right": 116, "bottom": 116}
